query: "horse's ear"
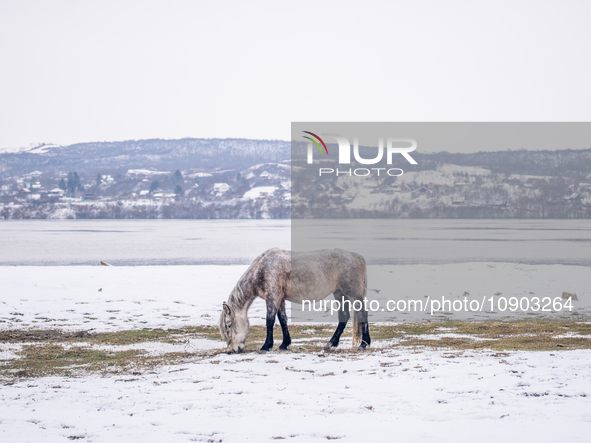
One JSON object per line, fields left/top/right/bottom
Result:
{"left": 223, "top": 302, "right": 232, "bottom": 316}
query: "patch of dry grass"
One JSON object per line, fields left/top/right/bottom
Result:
{"left": 1, "top": 319, "right": 590, "bottom": 381}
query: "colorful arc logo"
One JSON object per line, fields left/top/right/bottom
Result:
{"left": 302, "top": 131, "right": 328, "bottom": 155}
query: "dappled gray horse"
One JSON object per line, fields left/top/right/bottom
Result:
{"left": 219, "top": 248, "right": 371, "bottom": 353}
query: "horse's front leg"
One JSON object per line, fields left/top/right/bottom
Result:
{"left": 260, "top": 301, "right": 278, "bottom": 353}
{"left": 277, "top": 300, "right": 291, "bottom": 350}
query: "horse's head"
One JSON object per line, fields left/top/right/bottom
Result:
{"left": 219, "top": 298, "right": 249, "bottom": 353}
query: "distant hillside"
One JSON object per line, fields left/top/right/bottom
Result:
{"left": 413, "top": 149, "right": 591, "bottom": 176}
{"left": 3, "top": 138, "right": 591, "bottom": 179}
{"left": 2, "top": 139, "right": 591, "bottom": 219}
{"left": 0, "top": 138, "right": 291, "bottom": 177}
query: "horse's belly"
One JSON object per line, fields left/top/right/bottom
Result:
{"left": 290, "top": 280, "right": 336, "bottom": 304}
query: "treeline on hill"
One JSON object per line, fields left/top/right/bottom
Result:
{"left": 413, "top": 149, "right": 591, "bottom": 177}
{"left": 0, "top": 138, "right": 291, "bottom": 177}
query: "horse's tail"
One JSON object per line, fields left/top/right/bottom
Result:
{"left": 351, "top": 265, "right": 367, "bottom": 348}
{"left": 352, "top": 311, "right": 363, "bottom": 348}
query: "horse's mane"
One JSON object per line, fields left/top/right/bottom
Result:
{"left": 228, "top": 283, "right": 246, "bottom": 309}
{"left": 226, "top": 251, "right": 269, "bottom": 310}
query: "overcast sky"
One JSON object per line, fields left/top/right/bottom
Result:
{"left": 0, "top": 0, "right": 590, "bottom": 152}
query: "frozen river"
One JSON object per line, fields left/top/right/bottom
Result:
{"left": 1, "top": 219, "right": 590, "bottom": 266}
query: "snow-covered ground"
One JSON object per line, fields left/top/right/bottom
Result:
{"left": 1, "top": 265, "right": 249, "bottom": 332}
{"left": 2, "top": 263, "right": 588, "bottom": 331}
{"left": 1, "top": 264, "right": 590, "bottom": 442}
{"left": 1, "top": 347, "right": 590, "bottom": 442}
{"left": 243, "top": 186, "right": 278, "bottom": 200}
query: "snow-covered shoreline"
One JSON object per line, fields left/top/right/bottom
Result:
{"left": 1, "top": 263, "right": 589, "bottom": 332}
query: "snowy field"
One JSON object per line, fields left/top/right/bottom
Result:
{"left": 1, "top": 347, "right": 591, "bottom": 442}
{"left": 1, "top": 263, "right": 591, "bottom": 442}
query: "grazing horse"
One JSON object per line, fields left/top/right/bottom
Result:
{"left": 219, "top": 248, "right": 371, "bottom": 353}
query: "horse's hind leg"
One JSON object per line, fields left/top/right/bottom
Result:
{"left": 324, "top": 290, "right": 350, "bottom": 351}
{"left": 354, "top": 305, "right": 371, "bottom": 351}
{"left": 359, "top": 321, "right": 371, "bottom": 350}
{"left": 260, "top": 300, "right": 278, "bottom": 353}
{"left": 277, "top": 300, "right": 291, "bottom": 351}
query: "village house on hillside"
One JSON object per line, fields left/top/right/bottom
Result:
{"left": 211, "top": 183, "right": 230, "bottom": 197}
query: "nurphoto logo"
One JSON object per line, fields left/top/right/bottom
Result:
{"left": 303, "top": 131, "right": 418, "bottom": 176}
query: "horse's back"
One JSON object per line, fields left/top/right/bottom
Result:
{"left": 291, "top": 248, "right": 366, "bottom": 303}
{"left": 244, "top": 248, "right": 366, "bottom": 303}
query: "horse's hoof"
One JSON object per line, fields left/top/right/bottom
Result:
{"left": 259, "top": 349, "right": 269, "bottom": 354}
{"left": 278, "top": 346, "right": 289, "bottom": 351}
{"left": 357, "top": 345, "right": 368, "bottom": 352}
{"left": 323, "top": 343, "right": 335, "bottom": 352}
